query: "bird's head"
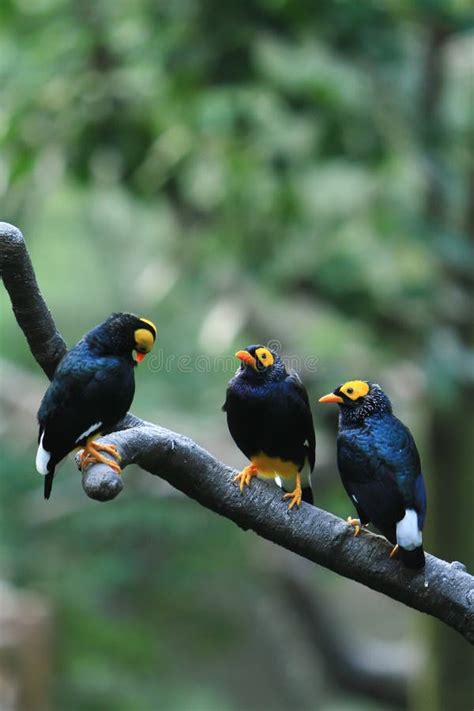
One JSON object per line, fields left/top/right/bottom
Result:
{"left": 89, "top": 313, "right": 157, "bottom": 363}
{"left": 319, "top": 380, "right": 392, "bottom": 421}
{"left": 234, "top": 345, "right": 286, "bottom": 382}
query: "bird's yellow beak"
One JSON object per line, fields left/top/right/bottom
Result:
{"left": 319, "top": 392, "right": 343, "bottom": 404}
{"left": 235, "top": 350, "right": 257, "bottom": 369}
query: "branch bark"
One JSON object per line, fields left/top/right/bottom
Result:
{"left": 1, "top": 222, "right": 473, "bottom": 645}
{"left": 80, "top": 423, "right": 474, "bottom": 644}
{"left": 0, "top": 223, "right": 66, "bottom": 379}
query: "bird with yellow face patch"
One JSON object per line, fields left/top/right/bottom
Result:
{"left": 319, "top": 380, "right": 427, "bottom": 569}
{"left": 223, "top": 345, "right": 316, "bottom": 509}
{"left": 36, "top": 313, "right": 157, "bottom": 499}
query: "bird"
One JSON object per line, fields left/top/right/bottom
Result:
{"left": 36, "top": 313, "right": 157, "bottom": 499}
{"left": 223, "top": 345, "right": 316, "bottom": 509}
{"left": 319, "top": 380, "right": 427, "bottom": 569}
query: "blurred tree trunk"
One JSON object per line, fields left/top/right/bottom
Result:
{"left": 429, "top": 394, "right": 474, "bottom": 710}
{"left": 418, "top": 26, "right": 474, "bottom": 711}
{"left": 429, "top": 176, "right": 474, "bottom": 710}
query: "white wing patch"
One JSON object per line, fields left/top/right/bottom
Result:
{"left": 352, "top": 494, "right": 358, "bottom": 504}
{"left": 396, "top": 509, "right": 422, "bottom": 550}
{"left": 75, "top": 422, "right": 102, "bottom": 444}
{"left": 35, "top": 432, "right": 51, "bottom": 476}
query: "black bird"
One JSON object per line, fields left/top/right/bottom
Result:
{"left": 223, "top": 345, "right": 316, "bottom": 509}
{"left": 319, "top": 380, "right": 427, "bottom": 569}
{"left": 36, "top": 313, "right": 157, "bottom": 499}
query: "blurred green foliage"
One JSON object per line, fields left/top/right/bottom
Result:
{"left": 1, "top": 0, "right": 473, "bottom": 709}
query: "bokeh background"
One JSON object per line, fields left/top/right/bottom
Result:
{"left": 1, "top": 1, "right": 473, "bottom": 710}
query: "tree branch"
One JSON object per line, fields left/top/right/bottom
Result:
{"left": 80, "top": 424, "right": 474, "bottom": 644}
{"left": 0, "top": 223, "right": 66, "bottom": 379}
{"left": 1, "top": 222, "right": 473, "bottom": 645}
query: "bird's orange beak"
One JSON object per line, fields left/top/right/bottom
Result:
{"left": 319, "top": 392, "right": 343, "bottom": 404}
{"left": 134, "top": 351, "right": 146, "bottom": 363}
{"left": 235, "top": 350, "right": 257, "bottom": 369}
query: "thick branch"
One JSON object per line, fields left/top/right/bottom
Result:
{"left": 80, "top": 424, "right": 474, "bottom": 645}
{"left": 2, "top": 222, "right": 473, "bottom": 645}
{"left": 0, "top": 223, "right": 66, "bottom": 378}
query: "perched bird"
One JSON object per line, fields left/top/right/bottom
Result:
{"left": 223, "top": 345, "right": 316, "bottom": 509}
{"left": 36, "top": 313, "right": 157, "bottom": 499}
{"left": 319, "top": 380, "right": 427, "bottom": 569}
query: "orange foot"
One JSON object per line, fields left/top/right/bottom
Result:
{"left": 233, "top": 464, "right": 257, "bottom": 492}
{"left": 389, "top": 544, "right": 400, "bottom": 559}
{"left": 346, "top": 517, "right": 371, "bottom": 537}
{"left": 283, "top": 472, "right": 302, "bottom": 510}
{"left": 79, "top": 440, "right": 122, "bottom": 474}
{"left": 347, "top": 516, "right": 362, "bottom": 536}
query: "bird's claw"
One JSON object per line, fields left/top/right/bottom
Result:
{"left": 346, "top": 516, "right": 370, "bottom": 537}
{"left": 95, "top": 442, "right": 121, "bottom": 461}
{"left": 283, "top": 487, "right": 302, "bottom": 510}
{"left": 347, "top": 516, "right": 362, "bottom": 537}
{"left": 389, "top": 544, "right": 400, "bottom": 559}
{"left": 79, "top": 441, "right": 122, "bottom": 475}
{"left": 233, "top": 465, "right": 257, "bottom": 492}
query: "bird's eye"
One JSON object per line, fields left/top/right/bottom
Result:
{"left": 347, "top": 387, "right": 353, "bottom": 395}
{"left": 255, "top": 347, "right": 274, "bottom": 367}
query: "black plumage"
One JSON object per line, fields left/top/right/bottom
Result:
{"left": 36, "top": 313, "right": 156, "bottom": 498}
{"left": 319, "top": 380, "right": 427, "bottom": 569}
{"left": 223, "top": 345, "right": 316, "bottom": 508}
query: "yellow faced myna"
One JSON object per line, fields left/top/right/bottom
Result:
{"left": 319, "top": 380, "right": 427, "bottom": 569}
{"left": 223, "top": 345, "right": 316, "bottom": 509}
{"left": 36, "top": 313, "right": 157, "bottom": 499}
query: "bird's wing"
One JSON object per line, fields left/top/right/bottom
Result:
{"left": 337, "top": 432, "right": 405, "bottom": 533}
{"left": 286, "top": 371, "right": 316, "bottom": 472}
{"left": 222, "top": 376, "right": 233, "bottom": 412}
{"left": 337, "top": 416, "right": 424, "bottom": 532}
{"left": 413, "top": 466, "right": 427, "bottom": 529}
{"left": 39, "top": 354, "right": 133, "bottom": 451}
{"left": 373, "top": 416, "right": 423, "bottom": 508}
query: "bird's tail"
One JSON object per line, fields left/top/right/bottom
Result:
{"left": 44, "top": 470, "right": 55, "bottom": 500}
{"left": 302, "top": 486, "right": 313, "bottom": 505}
{"left": 36, "top": 431, "right": 55, "bottom": 499}
{"left": 399, "top": 545, "right": 425, "bottom": 569}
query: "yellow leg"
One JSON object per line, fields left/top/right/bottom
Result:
{"left": 233, "top": 464, "right": 258, "bottom": 492}
{"left": 389, "top": 544, "right": 400, "bottom": 559}
{"left": 283, "top": 472, "right": 302, "bottom": 510}
{"left": 79, "top": 439, "right": 122, "bottom": 474}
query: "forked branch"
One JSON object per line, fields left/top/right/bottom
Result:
{"left": 1, "top": 222, "right": 473, "bottom": 644}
